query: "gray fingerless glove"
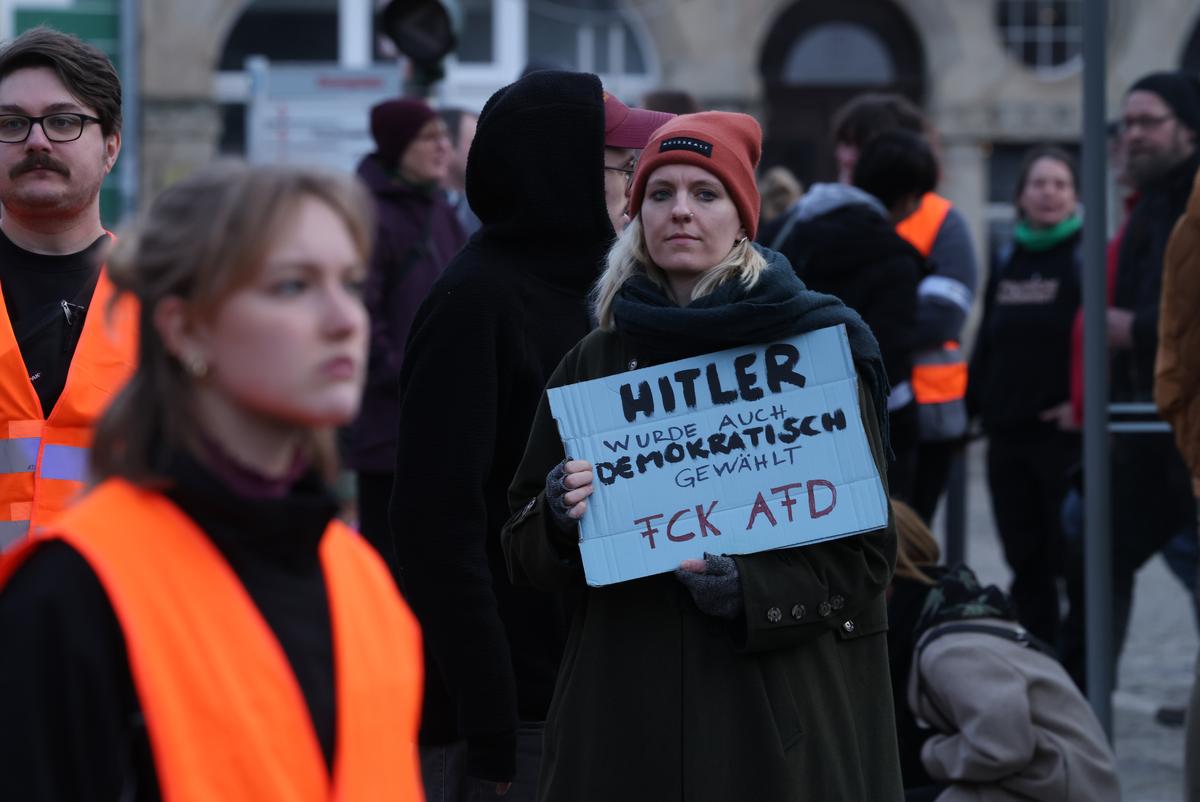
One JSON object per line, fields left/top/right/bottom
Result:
{"left": 545, "top": 459, "right": 577, "bottom": 533}
{"left": 674, "top": 553, "right": 743, "bottom": 620}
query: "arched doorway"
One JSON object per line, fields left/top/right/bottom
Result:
{"left": 758, "top": 0, "right": 926, "bottom": 185}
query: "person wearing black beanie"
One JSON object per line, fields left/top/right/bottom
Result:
{"left": 1061, "top": 70, "right": 1200, "bottom": 692}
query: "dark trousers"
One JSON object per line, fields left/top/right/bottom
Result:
{"left": 420, "top": 724, "right": 544, "bottom": 802}
{"left": 986, "top": 432, "right": 1080, "bottom": 648}
{"left": 911, "top": 439, "right": 959, "bottom": 523}
{"left": 888, "top": 404, "right": 920, "bottom": 505}
{"left": 1061, "top": 432, "right": 1197, "bottom": 690}
{"left": 356, "top": 470, "right": 400, "bottom": 585}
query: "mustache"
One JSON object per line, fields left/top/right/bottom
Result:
{"left": 10, "top": 153, "right": 70, "bottom": 179}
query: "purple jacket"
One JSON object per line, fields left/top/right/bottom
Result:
{"left": 345, "top": 154, "right": 467, "bottom": 471}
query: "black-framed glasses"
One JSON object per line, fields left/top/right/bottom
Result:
{"left": 604, "top": 165, "right": 635, "bottom": 188}
{"left": 0, "top": 113, "right": 102, "bottom": 144}
{"left": 1117, "top": 113, "right": 1174, "bottom": 135}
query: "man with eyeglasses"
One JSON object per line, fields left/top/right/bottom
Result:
{"left": 1062, "top": 71, "right": 1200, "bottom": 693}
{"left": 0, "top": 27, "right": 134, "bottom": 551}
{"left": 390, "top": 72, "right": 670, "bottom": 802}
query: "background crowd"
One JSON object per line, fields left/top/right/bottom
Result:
{"left": 0, "top": 21, "right": 1199, "bottom": 802}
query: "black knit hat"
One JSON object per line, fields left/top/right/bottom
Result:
{"left": 370, "top": 98, "right": 437, "bottom": 164}
{"left": 1129, "top": 71, "right": 1200, "bottom": 133}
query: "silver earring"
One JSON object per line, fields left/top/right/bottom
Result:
{"left": 185, "top": 354, "right": 208, "bottom": 379}
{"left": 734, "top": 236, "right": 747, "bottom": 246}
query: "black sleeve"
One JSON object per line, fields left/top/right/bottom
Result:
{"left": 860, "top": 252, "right": 919, "bottom": 388}
{"left": 0, "top": 541, "right": 157, "bottom": 802}
{"left": 966, "top": 267, "right": 1001, "bottom": 420}
{"left": 389, "top": 281, "right": 520, "bottom": 781}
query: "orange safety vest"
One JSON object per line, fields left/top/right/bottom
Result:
{"left": 0, "top": 479, "right": 425, "bottom": 802}
{"left": 896, "top": 192, "right": 953, "bottom": 258}
{"left": 0, "top": 265, "right": 137, "bottom": 549}
{"left": 896, "top": 194, "right": 969, "bottom": 440}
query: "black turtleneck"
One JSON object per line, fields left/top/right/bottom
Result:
{"left": 0, "top": 229, "right": 109, "bottom": 414}
{"left": 0, "top": 453, "right": 340, "bottom": 802}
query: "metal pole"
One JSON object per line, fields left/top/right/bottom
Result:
{"left": 943, "top": 450, "right": 967, "bottom": 567}
{"left": 119, "top": 0, "right": 140, "bottom": 219}
{"left": 1082, "top": 0, "right": 1113, "bottom": 737}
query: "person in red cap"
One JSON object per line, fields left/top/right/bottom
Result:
{"left": 389, "top": 72, "right": 670, "bottom": 802}
{"left": 503, "top": 111, "right": 904, "bottom": 801}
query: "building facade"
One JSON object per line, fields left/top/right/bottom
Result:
{"left": 5, "top": 0, "right": 1200, "bottom": 264}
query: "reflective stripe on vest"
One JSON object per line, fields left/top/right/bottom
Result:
{"left": 0, "top": 262, "right": 137, "bottom": 549}
{"left": 912, "top": 343, "right": 969, "bottom": 440}
{"left": 0, "top": 479, "right": 425, "bottom": 802}
{"left": 896, "top": 192, "right": 953, "bottom": 257}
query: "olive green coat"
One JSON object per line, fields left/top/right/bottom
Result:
{"left": 502, "top": 328, "right": 903, "bottom": 802}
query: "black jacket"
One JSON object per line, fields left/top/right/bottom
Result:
{"left": 1112, "top": 150, "right": 1200, "bottom": 401}
{"left": 388, "top": 71, "right": 614, "bottom": 780}
{"left": 773, "top": 195, "right": 922, "bottom": 391}
{"left": 969, "top": 231, "right": 1082, "bottom": 436}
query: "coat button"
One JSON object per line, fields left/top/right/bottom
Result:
{"left": 627, "top": 359, "right": 638, "bottom": 370}
{"left": 843, "top": 620, "right": 856, "bottom": 634}
{"left": 831, "top": 595, "right": 845, "bottom": 611}
{"left": 818, "top": 601, "right": 832, "bottom": 618}
{"left": 791, "top": 604, "right": 805, "bottom": 620}
{"left": 766, "top": 607, "right": 782, "bottom": 623}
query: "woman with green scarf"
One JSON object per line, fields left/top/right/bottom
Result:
{"left": 967, "top": 145, "right": 1083, "bottom": 650}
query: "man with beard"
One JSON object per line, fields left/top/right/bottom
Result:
{"left": 0, "top": 27, "right": 134, "bottom": 550}
{"left": 1062, "top": 71, "right": 1200, "bottom": 689}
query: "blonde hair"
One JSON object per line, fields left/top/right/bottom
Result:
{"left": 91, "top": 161, "right": 375, "bottom": 486}
{"left": 891, "top": 498, "right": 941, "bottom": 584}
{"left": 592, "top": 218, "right": 767, "bottom": 329}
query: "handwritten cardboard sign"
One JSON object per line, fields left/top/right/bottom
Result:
{"left": 548, "top": 325, "right": 888, "bottom": 586}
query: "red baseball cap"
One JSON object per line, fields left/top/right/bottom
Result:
{"left": 603, "top": 91, "right": 675, "bottom": 149}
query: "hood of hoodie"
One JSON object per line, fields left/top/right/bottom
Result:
{"left": 793, "top": 182, "right": 888, "bottom": 222}
{"left": 465, "top": 70, "right": 614, "bottom": 291}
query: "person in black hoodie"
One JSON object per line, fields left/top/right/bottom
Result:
{"left": 1061, "top": 71, "right": 1200, "bottom": 688}
{"left": 765, "top": 130, "right": 935, "bottom": 502}
{"left": 389, "top": 72, "right": 672, "bottom": 801}
{"left": 969, "top": 146, "right": 1082, "bottom": 649}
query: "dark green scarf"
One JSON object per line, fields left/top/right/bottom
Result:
{"left": 913, "top": 564, "right": 1016, "bottom": 635}
{"left": 1013, "top": 214, "right": 1082, "bottom": 252}
{"left": 611, "top": 245, "right": 892, "bottom": 455}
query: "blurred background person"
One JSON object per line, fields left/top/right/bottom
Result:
{"left": 1062, "top": 71, "right": 1200, "bottom": 691}
{"left": 641, "top": 87, "right": 700, "bottom": 115}
{"left": 832, "top": 93, "right": 978, "bottom": 524}
{"left": 887, "top": 500, "right": 1119, "bottom": 802}
{"left": 0, "top": 162, "right": 425, "bottom": 801}
{"left": 968, "top": 146, "right": 1082, "bottom": 650}
{"left": 756, "top": 164, "right": 803, "bottom": 230}
{"left": 439, "top": 107, "right": 481, "bottom": 237}
{"left": 344, "top": 97, "right": 466, "bottom": 577}
{"left": 503, "top": 111, "right": 902, "bottom": 802}
{"left": 764, "top": 130, "right": 935, "bottom": 503}
{"left": 1156, "top": 154, "right": 1200, "bottom": 798}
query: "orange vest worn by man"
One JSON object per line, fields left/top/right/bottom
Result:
{"left": 897, "top": 192, "right": 971, "bottom": 442}
{"left": 0, "top": 264, "right": 136, "bottom": 548}
{"left": 0, "top": 479, "right": 426, "bottom": 802}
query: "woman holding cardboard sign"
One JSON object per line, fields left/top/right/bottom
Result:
{"left": 502, "top": 113, "right": 903, "bottom": 801}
